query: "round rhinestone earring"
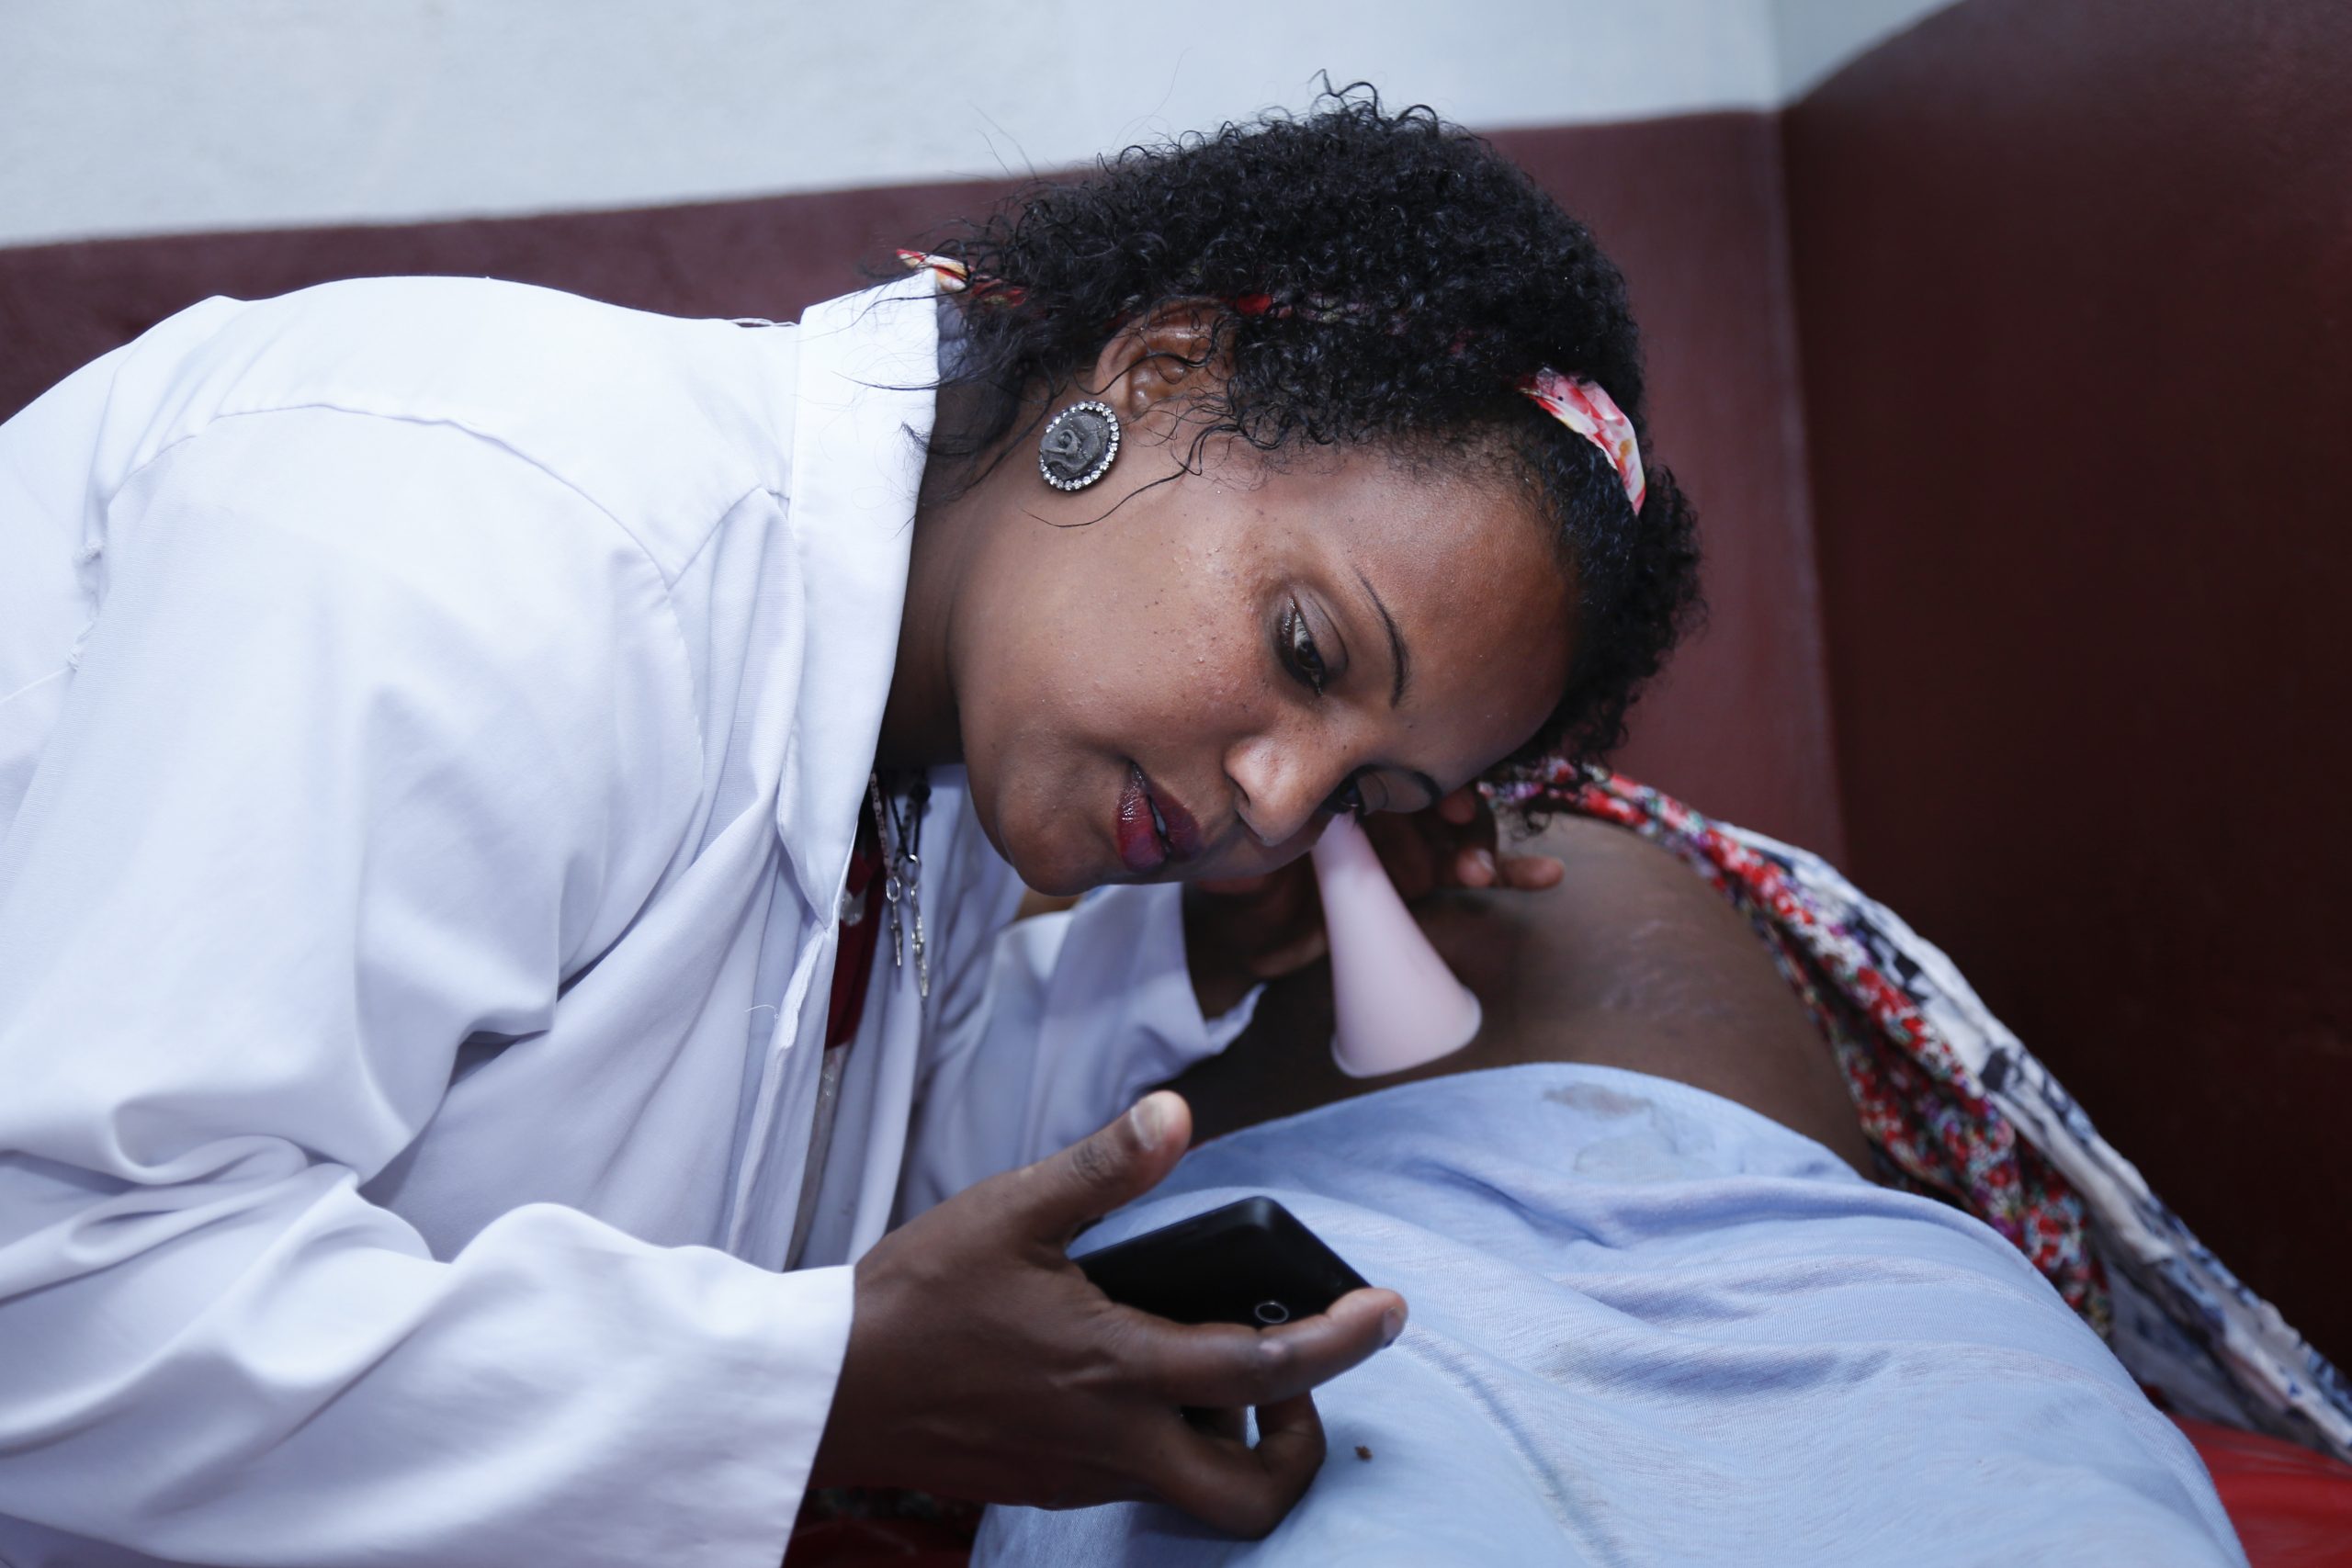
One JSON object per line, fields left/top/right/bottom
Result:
{"left": 1037, "top": 400, "right": 1122, "bottom": 491}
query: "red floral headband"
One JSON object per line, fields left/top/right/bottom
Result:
{"left": 900, "top": 250, "right": 1645, "bottom": 513}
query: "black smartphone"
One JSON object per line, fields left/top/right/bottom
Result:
{"left": 1075, "top": 1197, "right": 1371, "bottom": 1329}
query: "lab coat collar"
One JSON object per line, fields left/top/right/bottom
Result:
{"left": 774, "top": 273, "right": 942, "bottom": 917}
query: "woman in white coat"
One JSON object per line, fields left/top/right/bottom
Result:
{"left": 0, "top": 96, "right": 1700, "bottom": 1563}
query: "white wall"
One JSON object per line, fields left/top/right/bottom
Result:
{"left": 0, "top": 0, "right": 1957, "bottom": 247}
{"left": 1772, "top": 0, "right": 1956, "bottom": 98}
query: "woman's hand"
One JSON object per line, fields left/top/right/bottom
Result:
{"left": 810, "top": 1092, "right": 1407, "bottom": 1537}
{"left": 1183, "top": 785, "right": 1563, "bottom": 1017}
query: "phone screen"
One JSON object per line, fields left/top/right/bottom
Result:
{"left": 1075, "top": 1197, "right": 1370, "bottom": 1328}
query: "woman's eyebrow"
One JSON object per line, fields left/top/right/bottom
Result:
{"left": 1353, "top": 568, "right": 1410, "bottom": 708}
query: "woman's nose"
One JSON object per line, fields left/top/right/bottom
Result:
{"left": 1226, "top": 730, "right": 1345, "bottom": 849}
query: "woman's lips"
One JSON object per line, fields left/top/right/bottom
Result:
{"left": 1114, "top": 765, "right": 1167, "bottom": 874}
{"left": 1148, "top": 773, "right": 1206, "bottom": 861}
{"left": 1114, "top": 764, "right": 1204, "bottom": 875}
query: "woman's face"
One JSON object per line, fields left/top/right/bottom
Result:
{"left": 946, "top": 428, "right": 1577, "bottom": 897}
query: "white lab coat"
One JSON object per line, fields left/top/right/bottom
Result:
{"left": 0, "top": 272, "right": 1250, "bottom": 1565}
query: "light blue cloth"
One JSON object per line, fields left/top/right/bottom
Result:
{"left": 978, "top": 1065, "right": 2244, "bottom": 1566}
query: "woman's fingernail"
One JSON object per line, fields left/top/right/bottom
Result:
{"left": 1465, "top": 849, "right": 1496, "bottom": 883}
{"left": 1129, "top": 1093, "right": 1175, "bottom": 1151}
{"left": 1381, "top": 1307, "right": 1408, "bottom": 1345}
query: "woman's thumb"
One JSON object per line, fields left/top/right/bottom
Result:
{"left": 1021, "top": 1091, "right": 1192, "bottom": 1239}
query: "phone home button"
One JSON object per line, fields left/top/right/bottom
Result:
{"left": 1252, "top": 1299, "right": 1292, "bottom": 1326}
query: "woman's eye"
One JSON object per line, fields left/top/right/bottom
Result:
{"left": 1281, "top": 600, "right": 1328, "bottom": 695}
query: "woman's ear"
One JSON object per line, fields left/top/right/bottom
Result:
{"left": 1087, "top": 301, "right": 1232, "bottom": 429}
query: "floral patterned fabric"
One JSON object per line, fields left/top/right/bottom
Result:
{"left": 1516, "top": 367, "right": 1646, "bottom": 512}
{"left": 1501, "top": 761, "right": 2352, "bottom": 1462}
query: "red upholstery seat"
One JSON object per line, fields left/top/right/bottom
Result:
{"left": 2173, "top": 1417, "right": 2352, "bottom": 1567}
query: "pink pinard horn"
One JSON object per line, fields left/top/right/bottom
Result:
{"left": 1310, "top": 813, "right": 1483, "bottom": 1078}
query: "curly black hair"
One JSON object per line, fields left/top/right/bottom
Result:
{"left": 922, "top": 85, "right": 1703, "bottom": 791}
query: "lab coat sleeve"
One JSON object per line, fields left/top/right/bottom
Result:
{"left": 899, "top": 876, "right": 1261, "bottom": 1217}
{"left": 0, "top": 410, "right": 843, "bottom": 1566}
